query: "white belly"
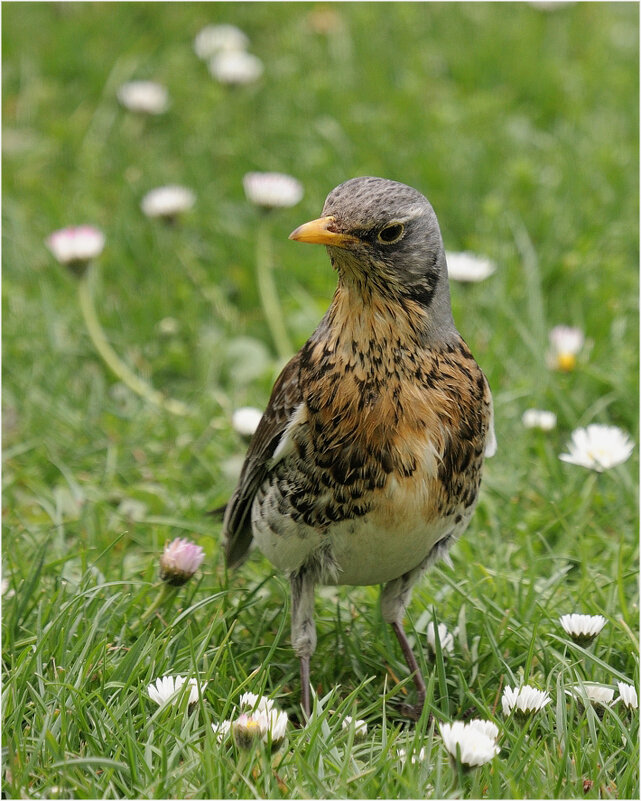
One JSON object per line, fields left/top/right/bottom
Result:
{"left": 252, "top": 474, "right": 467, "bottom": 586}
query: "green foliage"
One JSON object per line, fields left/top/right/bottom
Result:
{"left": 2, "top": 2, "right": 638, "bottom": 798}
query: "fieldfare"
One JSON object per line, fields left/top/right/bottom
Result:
{"left": 223, "top": 177, "right": 496, "bottom": 720}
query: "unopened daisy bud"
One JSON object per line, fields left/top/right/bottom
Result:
{"left": 232, "top": 712, "right": 265, "bottom": 749}
{"left": 46, "top": 226, "right": 105, "bottom": 275}
{"left": 501, "top": 685, "right": 551, "bottom": 716}
{"left": 398, "top": 746, "right": 427, "bottom": 765}
{"left": 522, "top": 409, "right": 557, "bottom": 431}
{"left": 159, "top": 538, "right": 205, "bottom": 586}
{"left": 342, "top": 715, "right": 367, "bottom": 739}
{"left": 617, "top": 682, "right": 638, "bottom": 710}
{"left": 243, "top": 172, "right": 304, "bottom": 209}
{"left": 232, "top": 407, "right": 263, "bottom": 438}
{"left": 117, "top": 80, "right": 169, "bottom": 115}
{"left": 141, "top": 185, "right": 195, "bottom": 222}
{"left": 546, "top": 325, "right": 584, "bottom": 371}
{"left": 559, "top": 613, "right": 607, "bottom": 646}
{"left": 445, "top": 251, "right": 496, "bottom": 283}
{"left": 209, "top": 50, "right": 263, "bottom": 85}
{"left": 426, "top": 621, "right": 454, "bottom": 656}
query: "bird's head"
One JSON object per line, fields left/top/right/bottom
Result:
{"left": 289, "top": 176, "right": 456, "bottom": 340}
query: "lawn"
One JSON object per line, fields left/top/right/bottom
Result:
{"left": 2, "top": 2, "right": 639, "bottom": 799}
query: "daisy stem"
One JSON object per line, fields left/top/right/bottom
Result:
{"left": 255, "top": 218, "right": 292, "bottom": 361}
{"left": 578, "top": 472, "right": 598, "bottom": 532}
{"left": 77, "top": 264, "right": 192, "bottom": 417}
{"left": 139, "top": 582, "right": 179, "bottom": 625}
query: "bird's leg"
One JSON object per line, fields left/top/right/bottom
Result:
{"left": 390, "top": 620, "right": 426, "bottom": 721}
{"left": 290, "top": 567, "right": 317, "bottom": 721}
{"left": 381, "top": 563, "right": 429, "bottom": 721}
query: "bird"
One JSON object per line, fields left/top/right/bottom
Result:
{"left": 222, "top": 176, "right": 496, "bottom": 720}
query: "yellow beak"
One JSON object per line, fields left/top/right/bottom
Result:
{"left": 288, "top": 215, "right": 359, "bottom": 248}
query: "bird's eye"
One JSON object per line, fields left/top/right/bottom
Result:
{"left": 378, "top": 223, "right": 404, "bottom": 244}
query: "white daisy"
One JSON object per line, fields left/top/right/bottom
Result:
{"left": 46, "top": 225, "right": 105, "bottom": 266}
{"left": 445, "top": 251, "right": 496, "bottom": 283}
{"left": 398, "top": 746, "right": 427, "bottom": 765}
{"left": 342, "top": 715, "right": 368, "bottom": 739}
{"left": 117, "top": 80, "right": 169, "bottom": 115}
{"left": 262, "top": 706, "right": 288, "bottom": 742}
{"left": 616, "top": 682, "right": 638, "bottom": 710}
{"left": 426, "top": 621, "right": 455, "bottom": 656}
{"left": 501, "top": 685, "right": 551, "bottom": 715}
{"left": 209, "top": 51, "right": 263, "bottom": 85}
{"left": 522, "top": 409, "right": 557, "bottom": 431}
{"left": 239, "top": 692, "right": 274, "bottom": 714}
{"left": 232, "top": 407, "right": 263, "bottom": 438}
{"left": 211, "top": 719, "right": 232, "bottom": 743}
{"left": 466, "top": 719, "right": 499, "bottom": 742}
{"left": 440, "top": 720, "right": 500, "bottom": 767}
{"left": 141, "top": 185, "right": 195, "bottom": 220}
{"left": 567, "top": 682, "right": 615, "bottom": 707}
{"left": 243, "top": 171, "right": 304, "bottom": 209}
{"left": 194, "top": 24, "right": 249, "bottom": 60}
{"left": 559, "top": 425, "right": 633, "bottom": 472}
{"left": 147, "top": 675, "right": 203, "bottom": 707}
{"left": 546, "top": 325, "right": 584, "bottom": 371}
{"left": 559, "top": 613, "right": 607, "bottom": 644}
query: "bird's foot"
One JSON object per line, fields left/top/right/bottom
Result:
{"left": 394, "top": 700, "right": 429, "bottom": 722}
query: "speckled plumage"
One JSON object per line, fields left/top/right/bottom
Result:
{"left": 223, "top": 177, "right": 495, "bottom": 719}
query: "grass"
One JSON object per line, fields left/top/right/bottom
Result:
{"left": 2, "top": 2, "right": 639, "bottom": 798}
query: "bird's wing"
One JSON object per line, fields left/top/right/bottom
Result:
{"left": 223, "top": 352, "right": 303, "bottom": 568}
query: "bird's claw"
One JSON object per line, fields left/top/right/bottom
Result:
{"left": 394, "top": 700, "right": 427, "bottom": 722}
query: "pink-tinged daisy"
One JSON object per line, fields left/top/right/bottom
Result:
{"left": 159, "top": 538, "right": 205, "bottom": 586}
{"left": 46, "top": 226, "right": 105, "bottom": 271}
{"left": 232, "top": 707, "right": 288, "bottom": 748}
